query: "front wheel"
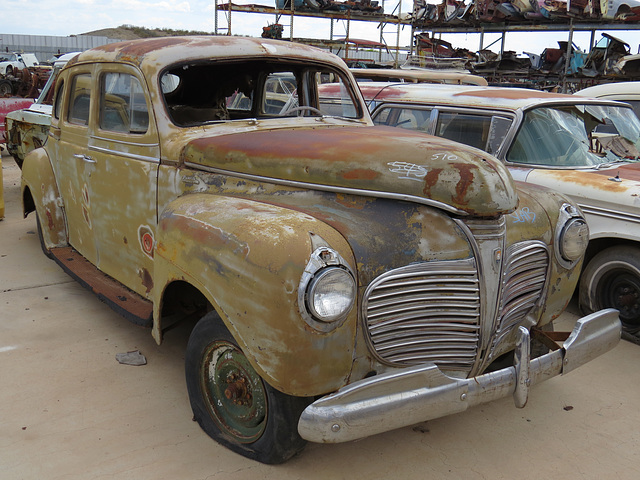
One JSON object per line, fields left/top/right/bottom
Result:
{"left": 185, "top": 311, "right": 310, "bottom": 464}
{"left": 579, "top": 246, "right": 640, "bottom": 333}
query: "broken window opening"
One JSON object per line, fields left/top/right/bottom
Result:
{"left": 160, "top": 60, "right": 362, "bottom": 127}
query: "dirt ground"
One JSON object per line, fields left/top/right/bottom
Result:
{"left": 2, "top": 150, "right": 640, "bottom": 480}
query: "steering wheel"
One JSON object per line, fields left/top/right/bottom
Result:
{"left": 280, "top": 106, "right": 323, "bottom": 117}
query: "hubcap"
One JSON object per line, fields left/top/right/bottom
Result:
{"left": 200, "top": 340, "right": 267, "bottom": 443}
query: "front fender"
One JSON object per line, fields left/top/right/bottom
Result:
{"left": 21, "top": 148, "right": 67, "bottom": 248}
{"left": 154, "top": 193, "right": 358, "bottom": 397}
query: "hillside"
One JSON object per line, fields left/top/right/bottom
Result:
{"left": 82, "top": 25, "right": 212, "bottom": 40}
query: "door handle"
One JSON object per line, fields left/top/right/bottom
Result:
{"left": 73, "top": 154, "right": 97, "bottom": 164}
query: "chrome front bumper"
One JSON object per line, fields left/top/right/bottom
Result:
{"left": 298, "top": 309, "right": 621, "bottom": 443}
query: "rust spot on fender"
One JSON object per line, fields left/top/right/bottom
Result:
{"left": 423, "top": 167, "right": 443, "bottom": 197}
{"left": 46, "top": 209, "right": 55, "bottom": 231}
{"left": 139, "top": 268, "right": 154, "bottom": 294}
{"left": 543, "top": 169, "right": 635, "bottom": 190}
{"left": 452, "top": 163, "right": 476, "bottom": 205}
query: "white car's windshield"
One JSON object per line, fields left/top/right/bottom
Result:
{"left": 507, "top": 104, "right": 640, "bottom": 167}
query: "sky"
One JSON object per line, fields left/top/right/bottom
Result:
{"left": 3, "top": 0, "right": 640, "bottom": 58}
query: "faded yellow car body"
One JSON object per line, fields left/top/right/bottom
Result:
{"left": 18, "top": 37, "right": 616, "bottom": 462}
{"left": 21, "top": 36, "right": 577, "bottom": 391}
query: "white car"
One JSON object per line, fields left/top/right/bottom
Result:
{"left": 601, "top": 0, "right": 640, "bottom": 18}
{"left": 0, "top": 53, "right": 40, "bottom": 76}
{"left": 577, "top": 81, "right": 640, "bottom": 118}
{"left": 4, "top": 52, "right": 79, "bottom": 167}
{"left": 357, "top": 82, "right": 640, "bottom": 334}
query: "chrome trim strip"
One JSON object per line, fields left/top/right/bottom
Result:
{"left": 88, "top": 145, "right": 161, "bottom": 164}
{"left": 298, "top": 309, "right": 620, "bottom": 444}
{"left": 183, "top": 162, "right": 469, "bottom": 216}
{"left": 579, "top": 204, "right": 640, "bottom": 225}
{"left": 90, "top": 134, "right": 160, "bottom": 148}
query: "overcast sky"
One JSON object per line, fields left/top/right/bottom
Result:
{"left": 3, "top": 0, "right": 640, "bottom": 57}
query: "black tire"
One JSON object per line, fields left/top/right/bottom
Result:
{"left": 580, "top": 246, "right": 640, "bottom": 333}
{"left": 185, "top": 311, "right": 310, "bottom": 464}
{"left": 0, "top": 79, "right": 13, "bottom": 96}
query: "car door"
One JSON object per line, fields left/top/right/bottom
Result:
{"left": 50, "top": 67, "right": 99, "bottom": 265}
{"left": 85, "top": 66, "right": 160, "bottom": 298}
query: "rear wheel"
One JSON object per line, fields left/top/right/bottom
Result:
{"left": 0, "top": 79, "right": 13, "bottom": 96}
{"left": 580, "top": 246, "right": 640, "bottom": 333}
{"left": 185, "top": 311, "right": 310, "bottom": 464}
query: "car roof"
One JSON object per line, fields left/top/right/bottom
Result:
{"left": 68, "top": 36, "right": 347, "bottom": 72}
{"left": 577, "top": 81, "right": 640, "bottom": 98}
{"left": 351, "top": 68, "right": 488, "bottom": 86}
{"left": 358, "top": 82, "right": 622, "bottom": 112}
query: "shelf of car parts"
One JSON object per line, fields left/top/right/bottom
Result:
{"left": 214, "top": 0, "right": 410, "bottom": 65}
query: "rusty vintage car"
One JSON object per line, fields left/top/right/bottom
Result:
{"left": 360, "top": 82, "right": 640, "bottom": 334}
{"left": 21, "top": 36, "right": 620, "bottom": 463}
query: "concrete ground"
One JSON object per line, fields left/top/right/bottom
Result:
{"left": 1, "top": 150, "right": 640, "bottom": 480}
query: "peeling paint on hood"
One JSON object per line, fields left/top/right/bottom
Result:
{"left": 181, "top": 125, "right": 518, "bottom": 217}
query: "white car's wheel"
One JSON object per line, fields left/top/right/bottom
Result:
{"left": 580, "top": 246, "right": 640, "bottom": 333}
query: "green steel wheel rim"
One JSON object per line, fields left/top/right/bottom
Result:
{"left": 200, "top": 340, "right": 268, "bottom": 443}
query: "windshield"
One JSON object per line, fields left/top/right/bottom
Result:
{"left": 507, "top": 104, "right": 640, "bottom": 167}
{"left": 160, "top": 60, "right": 362, "bottom": 126}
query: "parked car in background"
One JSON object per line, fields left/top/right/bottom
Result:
{"left": 5, "top": 52, "right": 79, "bottom": 167}
{"left": 0, "top": 97, "right": 34, "bottom": 148}
{"left": 577, "top": 81, "right": 640, "bottom": 118}
{"left": 21, "top": 36, "right": 620, "bottom": 463}
{"left": 359, "top": 82, "right": 640, "bottom": 334}
{"left": 0, "top": 52, "right": 40, "bottom": 76}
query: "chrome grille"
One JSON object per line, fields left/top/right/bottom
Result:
{"left": 493, "top": 241, "right": 549, "bottom": 347}
{"left": 363, "top": 258, "right": 480, "bottom": 372}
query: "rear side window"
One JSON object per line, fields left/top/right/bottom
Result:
{"left": 100, "top": 72, "right": 149, "bottom": 134}
{"left": 67, "top": 74, "right": 91, "bottom": 126}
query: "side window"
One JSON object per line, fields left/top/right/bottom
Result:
{"left": 53, "top": 79, "right": 65, "bottom": 120}
{"left": 372, "top": 107, "right": 393, "bottom": 126}
{"left": 100, "top": 72, "right": 149, "bottom": 134}
{"left": 486, "top": 116, "right": 513, "bottom": 155}
{"left": 67, "top": 74, "right": 91, "bottom": 126}
{"left": 262, "top": 72, "right": 297, "bottom": 114}
{"left": 316, "top": 73, "right": 358, "bottom": 118}
{"left": 436, "top": 112, "right": 493, "bottom": 151}
{"left": 373, "top": 107, "right": 432, "bottom": 132}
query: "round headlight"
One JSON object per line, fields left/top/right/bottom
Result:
{"left": 560, "top": 217, "right": 589, "bottom": 262}
{"left": 307, "top": 267, "right": 356, "bottom": 323}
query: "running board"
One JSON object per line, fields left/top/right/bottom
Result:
{"left": 49, "top": 247, "right": 153, "bottom": 327}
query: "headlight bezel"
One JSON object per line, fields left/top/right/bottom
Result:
{"left": 555, "top": 203, "right": 589, "bottom": 269}
{"left": 298, "top": 247, "right": 356, "bottom": 333}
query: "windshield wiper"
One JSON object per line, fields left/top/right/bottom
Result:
{"left": 593, "top": 159, "right": 630, "bottom": 170}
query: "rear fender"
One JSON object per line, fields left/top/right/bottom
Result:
{"left": 154, "top": 194, "right": 358, "bottom": 397}
{"left": 21, "top": 148, "right": 67, "bottom": 248}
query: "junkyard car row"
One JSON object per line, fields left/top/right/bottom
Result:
{"left": 15, "top": 36, "right": 622, "bottom": 463}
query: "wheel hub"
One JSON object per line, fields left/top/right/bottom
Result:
{"left": 200, "top": 341, "right": 267, "bottom": 443}
{"left": 606, "top": 273, "right": 640, "bottom": 327}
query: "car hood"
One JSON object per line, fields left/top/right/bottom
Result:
{"left": 510, "top": 162, "right": 640, "bottom": 214}
{"left": 180, "top": 125, "right": 518, "bottom": 216}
